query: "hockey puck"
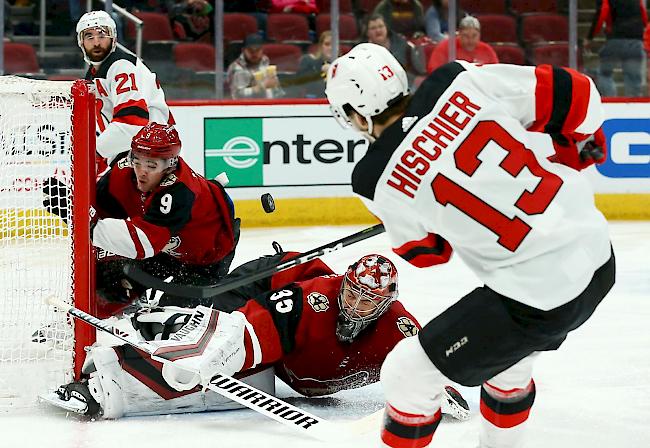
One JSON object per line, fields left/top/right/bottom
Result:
{"left": 261, "top": 193, "right": 275, "bottom": 213}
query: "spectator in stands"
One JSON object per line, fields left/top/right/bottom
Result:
{"left": 227, "top": 33, "right": 284, "bottom": 99}
{"left": 585, "top": 0, "right": 648, "bottom": 97}
{"left": 373, "top": 0, "right": 425, "bottom": 37}
{"left": 295, "top": 31, "right": 334, "bottom": 98}
{"left": 427, "top": 15, "right": 498, "bottom": 73}
{"left": 168, "top": 0, "right": 214, "bottom": 42}
{"left": 424, "top": 0, "right": 465, "bottom": 43}
{"left": 364, "top": 13, "right": 410, "bottom": 70}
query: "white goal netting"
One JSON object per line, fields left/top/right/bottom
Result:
{"left": 0, "top": 76, "right": 86, "bottom": 411}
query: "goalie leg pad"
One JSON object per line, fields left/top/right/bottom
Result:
{"left": 85, "top": 346, "right": 126, "bottom": 419}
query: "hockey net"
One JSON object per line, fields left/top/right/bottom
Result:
{"left": 0, "top": 76, "right": 96, "bottom": 411}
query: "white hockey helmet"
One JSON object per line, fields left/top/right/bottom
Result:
{"left": 325, "top": 43, "right": 409, "bottom": 136}
{"left": 76, "top": 10, "right": 118, "bottom": 66}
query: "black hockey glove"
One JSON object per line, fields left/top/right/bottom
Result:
{"left": 42, "top": 176, "right": 70, "bottom": 223}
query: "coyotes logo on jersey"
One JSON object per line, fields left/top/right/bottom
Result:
{"left": 307, "top": 292, "right": 329, "bottom": 312}
{"left": 396, "top": 316, "right": 418, "bottom": 337}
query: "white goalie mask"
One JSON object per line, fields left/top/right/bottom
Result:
{"left": 76, "top": 10, "right": 118, "bottom": 66}
{"left": 325, "top": 43, "right": 409, "bottom": 138}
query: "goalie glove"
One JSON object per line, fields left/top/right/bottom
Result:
{"left": 548, "top": 128, "right": 607, "bottom": 171}
{"left": 42, "top": 176, "right": 70, "bottom": 223}
{"left": 131, "top": 306, "right": 193, "bottom": 341}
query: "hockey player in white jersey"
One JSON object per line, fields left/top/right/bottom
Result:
{"left": 77, "top": 10, "right": 173, "bottom": 168}
{"left": 325, "top": 43, "right": 616, "bottom": 448}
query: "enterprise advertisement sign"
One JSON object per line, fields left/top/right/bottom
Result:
{"left": 203, "top": 115, "right": 368, "bottom": 187}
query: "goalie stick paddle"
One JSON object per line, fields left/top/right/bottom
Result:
{"left": 45, "top": 297, "right": 376, "bottom": 442}
{"left": 124, "top": 223, "right": 386, "bottom": 300}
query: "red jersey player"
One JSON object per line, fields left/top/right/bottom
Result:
{"left": 77, "top": 11, "right": 173, "bottom": 170}
{"left": 41, "top": 122, "right": 238, "bottom": 315}
{"left": 90, "top": 122, "right": 238, "bottom": 313}
{"left": 325, "top": 43, "right": 615, "bottom": 448}
{"left": 44, "top": 253, "right": 469, "bottom": 421}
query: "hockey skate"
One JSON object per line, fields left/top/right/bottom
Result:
{"left": 40, "top": 380, "right": 101, "bottom": 417}
{"left": 442, "top": 385, "right": 471, "bottom": 421}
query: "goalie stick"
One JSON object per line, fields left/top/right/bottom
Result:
{"left": 123, "top": 223, "right": 386, "bottom": 300}
{"left": 46, "top": 297, "right": 375, "bottom": 442}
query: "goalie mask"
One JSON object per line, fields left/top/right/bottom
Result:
{"left": 325, "top": 43, "right": 409, "bottom": 138}
{"left": 129, "top": 122, "right": 182, "bottom": 171}
{"left": 336, "top": 254, "right": 398, "bottom": 343}
{"left": 77, "top": 10, "right": 118, "bottom": 66}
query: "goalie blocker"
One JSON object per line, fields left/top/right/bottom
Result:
{"left": 44, "top": 252, "right": 471, "bottom": 421}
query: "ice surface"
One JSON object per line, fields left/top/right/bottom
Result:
{"left": 1, "top": 222, "right": 648, "bottom": 448}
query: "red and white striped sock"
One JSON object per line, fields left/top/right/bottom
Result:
{"left": 479, "top": 380, "right": 536, "bottom": 448}
{"left": 381, "top": 403, "right": 442, "bottom": 448}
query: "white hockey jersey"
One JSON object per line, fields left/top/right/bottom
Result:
{"left": 352, "top": 62, "right": 611, "bottom": 310}
{"left": 85, "top": 49, "right": 173, "bottom": 161}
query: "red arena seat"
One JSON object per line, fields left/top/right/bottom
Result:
{"left": 492, "top": 43, "right": 526, "bottom": 65}
{"left": 126, "top": 12, "right": 175, "bottom": 41}
{"left": 3, "top": 42, "right": 40, "bottom": 74}
{"left": 173, "top": 43, "right": 216, "bottom": 72}
{"left": 532, "top": 42, "right": 582, "bottom": 68}
{"left": 510, "top": 0, "right": 557, "bottom": 14}
{"left": 461, "top": 0, "right": 507, "bottom": 15}
{"left": 224, "top": 13, "right": 259, "bottom": 43}
{"left": 315, "top": 14, "right": 359, "bottom": 42}
{"left": 266, "top": 13, "right": 311, "bottom": 44}
{"left": 262, "top": 43, "right": 303, "bottom": 73}
{"left": 477, "top": 14, "right": 517, "bottom": 43}
{"left": 521, "top": 13, "right": 569, "bottom": 45}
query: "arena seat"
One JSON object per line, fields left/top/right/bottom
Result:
{"left": 224, "top": 13, "right": 259, "bottom": 43}
{"left": 262, "top": 43, "right": 303, "bottom": 73}
{"left": 492, "top": 43, "right": 526, "bottom": 65}
{"left": 317, "top": 0, "right": 354, "bottom": 13}
{"left": 510, "top": 0, "right": 557, "bottom": 14}
{"left": 173, "top": 42, "right": 216, "bottom": 72}
{"left": 315, "top": 14, "right": 359, "bottom": 42}
{"left": 521, "top": 13, "right": 569, "bottom": 45}
{"left": 3, "top": 42, "right": 40, "bottom": 74}
{"left": 126, "top": 12, "right": 175, "bottom": 41}
{"left": 461, "top": 0, "right": 507, "bottom": 15}
{"left": 266, "top": 13, "right": 312, "bottom": 45}
{"left": 477, "top": 14, "right": 517, "bottom": 43}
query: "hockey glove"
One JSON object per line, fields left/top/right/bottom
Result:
{"left": 131, "top": 307, "right": 193, "bottom": 341}
{"left": 42, "top": 177, "right": 70, "bottom": 223}
{"left": 548, "top": 128, "right": 607, "bottom": 171}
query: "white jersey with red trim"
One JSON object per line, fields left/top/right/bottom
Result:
{"left": 352, "top": 61, "right": 611, "bottom": 310}
{"left": 85, "top": 49, "right": 172, "bottom": 162}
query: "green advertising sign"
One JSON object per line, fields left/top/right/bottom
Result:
{"left": 204, "top": 118, "right": 264, "bottom": 187}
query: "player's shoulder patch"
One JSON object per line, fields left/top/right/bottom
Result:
{"left": 159, "top": 173, "right": 178, "bottom": 187}
{"left": 306, "top": 292, "right": 329, "bottom": 312}
{"left": 396, "top": 316, "right": 418, "bottom": 337}
{"left": 116, "top": 155, "right": 131, "bottom": 170}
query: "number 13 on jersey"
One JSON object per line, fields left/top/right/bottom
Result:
{"left": 431, "top": 121, "right": 564, "bottom": 252}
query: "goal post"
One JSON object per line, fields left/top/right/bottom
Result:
{"left": 0, "top": 76, "right": 96, "bottom": 410}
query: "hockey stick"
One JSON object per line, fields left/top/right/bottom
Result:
{"left": 123, "top": 223, "right": 386, "bottom": 300}
{"left": 46, "top": 297, "right": 372, "bottom": 442}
